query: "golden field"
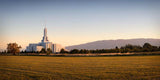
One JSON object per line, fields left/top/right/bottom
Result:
{"left": 0, "top": 56, "right": 160, "bottom": 80}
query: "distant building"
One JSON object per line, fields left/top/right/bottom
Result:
{"left": 26, "top": 27, "right": 65, "bottom": 53}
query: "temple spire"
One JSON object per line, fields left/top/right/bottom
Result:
{"left": 44, "top": 27, "right": 47, "bottom": 37}
{"left": 41, "top": 27, "right": 49, "bottom": 42}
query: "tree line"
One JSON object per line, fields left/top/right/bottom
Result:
{"left": 60, "top": 43, "right": 160, "bottom": 54}
{"left": 0, "top": 43, "right": 53, "bottom": 55}
{"left": 1, "top": 42, "right": 160, "bottom": 55}
{"left": 22, "top": 48, "right": 52, "bottom": 55}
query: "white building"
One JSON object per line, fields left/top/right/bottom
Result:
{"left": 26, "top": 27, "right": 65, "bottom": 53}
{"left": 53, "top": 44, "right": 64, "bottom": 53}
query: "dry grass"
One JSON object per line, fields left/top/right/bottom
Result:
{"left": 0, "top": 56, "right": 160, "bottom": 80}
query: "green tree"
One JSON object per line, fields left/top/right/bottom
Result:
{"left": 60, "top": 48, "right": 68, "bottom": 54}
{"left": 115, "top": 46, "right": 119, "bottom": 49}
{"left": 70, "top": 49, "right": 79, "bottom": 54}
{"left": 40, "top": 48, "right": 46, "bottom": 53}
{"left": 21, "top": 50, "right": 24, "bottom": 53}
{"left": 46, "top": 48, "right": 52, "bottom": 55}
{"left": 151, "top": 46, "right": 158, "bottom": 51}
{"left": 83, "top": 49, "right": 90, "bottom": 54}
{"left": 143, "top": 43, "right": 152, "bottom": 52}
{"left": 79, "top": 49, "right": 84, "bottom": 53}
{"left": 143, "top": 43, "right": 152, "bottom": 49}
{"left": 115, "top": 46, "right": 119, "bottom": 53}
{"left": 7, "top": 43, "right": 21, "bottom": 55}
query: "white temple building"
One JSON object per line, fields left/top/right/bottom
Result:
{"left": 26, "top": 27, "right": 65, "bottom": 53}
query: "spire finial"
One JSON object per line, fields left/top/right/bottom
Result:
{"left": 45, "top": 21, "right": 46, "bottom": 28}
{"left": 42, "top": 20, "right": 46, "bottom": 28}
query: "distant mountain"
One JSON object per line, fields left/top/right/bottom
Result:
{"left": 66, "top": 38, "right": 160, "bottom": 50}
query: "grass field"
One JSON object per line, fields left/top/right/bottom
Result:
{"left": 0, "top": 56, "right": 160, "bottom": 80}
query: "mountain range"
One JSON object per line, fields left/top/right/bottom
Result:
{"left": 66, "top": 38, "right": 160, "bottom": 50}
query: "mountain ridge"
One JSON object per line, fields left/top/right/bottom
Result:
{"left": 66, "top": 38, "right": 160, "bottom": 50}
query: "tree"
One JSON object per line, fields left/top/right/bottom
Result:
{"left": 83, "top": 49, "right": 90, "bottom": 54}
{"left": 143, "top": 43, "right": 152, "bottom": 49}
{"left": 115, "top": 46, "right": 119, "bottom": 53}
{"left": 60, "top": 48, "right": 68, "bottom": 54}
{"left": 143, "top": 43, "right": 152, "bottom": 52}
{"left": 79, "top": 49, "right": 84, "bottom": 53}
{"left": 7, "top": 43, "right": 21, "bottom": 55}
{"left": 24, "top": 50, "right": 27, "bottom": 53}
{"left": 21, "top": 50, "right": 24, "bottom": 53}
{"left": 46, "top": 48, "right": 52, "bottom": 55}
{"left": 115, "top": 46, "right": 119, "bottom": 49}
{"left": 143, "top": 43, "right": 152, "bottom": 48}
{"left": 70, "top": 49, "right": 79, "bottom": 54}
{"left": 40, "top": 48, "right": 46, "bottom": 53}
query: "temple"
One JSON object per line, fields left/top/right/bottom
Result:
{"left": 26, "top": 27, "right": 65, "bottom": 53}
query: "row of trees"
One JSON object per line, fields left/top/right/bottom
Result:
{"left": 3, "top": 43, "right": 53, "bottom": 55}
{"left": 2, "top": 42, "right": 160, "bottom": 55}
{"left": 60, "top": 43, "right": 160, "bottom": 54}
{"left": 20, "top": 48, "right": 52, "bottom": 53}
{"left": 23, "top": 48, "right": 52, "bottom": 55}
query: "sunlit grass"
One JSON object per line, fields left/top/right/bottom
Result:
{"left": 0, "top": 56, "right": 160, "bottom": 80}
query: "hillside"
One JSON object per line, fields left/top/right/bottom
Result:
{"left": 66, "top": 38, "right": 160, "bottom": 50}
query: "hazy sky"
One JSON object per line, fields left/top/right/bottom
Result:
{"left": 0, "top": 0, "right": 160, "bottom": 50}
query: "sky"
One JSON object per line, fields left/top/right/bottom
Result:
{"left": 0, "top": 0, "right": 160, "bottom": 51}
